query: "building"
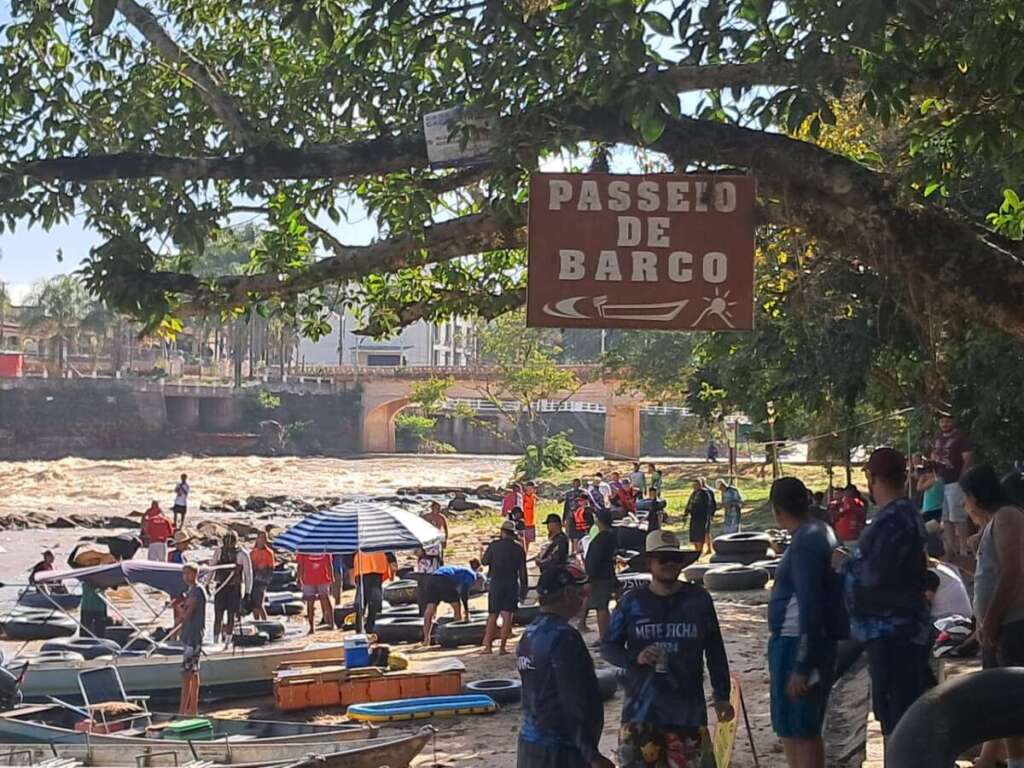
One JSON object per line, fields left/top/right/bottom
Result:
{"left": 296, "top": 311, "right": 476, "bottom": 367}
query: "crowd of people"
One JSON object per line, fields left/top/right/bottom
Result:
{"left": 21, "top": 411, "right": 1018, "bottom": 764}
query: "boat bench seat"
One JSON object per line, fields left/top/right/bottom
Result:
{"left": 182, "top": 761, "right": 217, "bottom": 768}
{"left": 222, "top": 735, "right": 258, "bottom": 742}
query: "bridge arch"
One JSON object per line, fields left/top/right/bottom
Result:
{"left": 361, "top": 396, "right": 410, "bottom": 453}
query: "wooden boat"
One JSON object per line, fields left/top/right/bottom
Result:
{"left": 12, "top": 643, "right": 345, "bottom": 704}
{"left": 0, "top": 727, "right": 431, "bottom": 767}
{"left": 0, "top": 703, "right": 373, "bottom": 746}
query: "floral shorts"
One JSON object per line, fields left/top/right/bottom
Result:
{"left": 618, "top": 722, "right": 713, "bottom": 768}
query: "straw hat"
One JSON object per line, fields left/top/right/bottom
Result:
{"left": 72, "top": 548, "right": 116, "bottom": 568}
{"left": 172, "top": 530, "right": 193, "bottom": 546}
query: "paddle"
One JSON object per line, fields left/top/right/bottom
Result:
{"left": 46, "top": 696, "right": 90, "bottom": 718}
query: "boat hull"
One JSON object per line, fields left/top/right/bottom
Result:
{"left": 15, "top": 643, "right": 344, "bottom": 704}
{"left": 0, "top": 729, "right": 431, "bottom": 767}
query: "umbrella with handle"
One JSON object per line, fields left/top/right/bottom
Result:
{"left": 272, "top": 502, "right": 443, "bottom": 633}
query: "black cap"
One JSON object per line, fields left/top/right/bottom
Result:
{"left": 544, "top": 513, "right": 562, "bottom": 525}
{"left": 536, "top": 565, "right": 588, "bottom": 596}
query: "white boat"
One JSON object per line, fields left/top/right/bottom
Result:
{"left": 0, "top": 703, "right": 372, "bottom": 746}
{"left": 0, "top": 727, "right": 432, "bottom": 767}
{"left": 13, "top": 642, "right": 344, "bottom": 703}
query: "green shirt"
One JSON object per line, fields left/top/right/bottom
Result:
{"left": 922, "top": 477, "right": 945, "bottom": 513}
{"left": 81, "top": 582, "right": 106, "bottom": 613}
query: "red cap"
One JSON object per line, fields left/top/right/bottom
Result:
{"left": 866, "top": 447, "right": 907, "bottom": 479}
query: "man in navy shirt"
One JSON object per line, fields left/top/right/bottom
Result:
{"left": 768, "top": 477, "right": 846, "bottom": 768}
{"left": 516, "top": 565, "right": 613, "bottom": 768}
{"left": 421, "top": 560, "right": 483, "bottom": 645}
{"left": 601, "top": 529, "right": 734, "bottom": 768}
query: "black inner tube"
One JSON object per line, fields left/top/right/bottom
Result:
{"left": 887, "top": 668, "right": 1024, "bottom": 768}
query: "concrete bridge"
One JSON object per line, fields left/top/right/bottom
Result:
{"left": 2, "top": 366, "right": 656, "bottom": 458}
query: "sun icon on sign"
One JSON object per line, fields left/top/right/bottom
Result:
{"left": 692, "top": 288, "right": 738, "bottom": 328}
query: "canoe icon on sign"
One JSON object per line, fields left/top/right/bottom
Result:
{"left": 541, "top": 296, "right": 689, "bottom": 322}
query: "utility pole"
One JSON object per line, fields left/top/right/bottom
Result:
{"left": 766, "top": 400, "right": 780, "bottom": 480}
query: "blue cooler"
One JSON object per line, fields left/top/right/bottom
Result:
{"left": 344, "top": 634, "right": 370, "bottom": 668}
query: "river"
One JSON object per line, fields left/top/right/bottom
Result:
{"left": 0, "top": 455, "right": 517, "bottom": 518}
{"left": 0, "top": 455, "right": 517, "bottom": 633}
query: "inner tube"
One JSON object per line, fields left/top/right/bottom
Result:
{"left": 267, "top": 601, "right": 303, "bottom": 616}
{"left": 710, "top": 550, "right": 774, "bottom": 566}
{"left": 596, "top": 668, "right": 620, "bottom": 701}
{"left": 712, "top": 532, "right": 772, "bottom": 556}
{"left": 383, "top": 579, "right": 420, "bottom": 605}
{"left": 21, "top": 651, "right": 87, "bottom": 663}
{"left": 888, "top": 668, "right": 1024, "bottom": 768}
{"left": 17, "top": 592, "right": 82, "bottom": 611}
{"left": 749, "top": 558, "right": 782, "bottom": 580}
{"left": 333, "top": 605, "right": 356, "bottom": 629}
{"left": 42, "top": 638, "right": 121, "bottom": 660}
{"left": 103, "top": 626, "right": 138, "bottom": 647}
{"left": 251, "top": 620, "right": 286, "bottom": 640}
{"left": 372, "top": 616, "right": 426, "bottom": 644}
{"left": 437, "top": 619, "right": 488, "bottom": 648}
{"left": 379, "top": 604, "right": 421, "bottom": 618}
{"left": 1, "top": 614, "right": 77, "bottom": 641}
{"left": 232, "top": 631, "right": 270, "bottom": 648}
{"left": 617, "top": 572, "right": 653, "bottom": 593}
{"left": 683, "top": 564, "right": 714, "bottom": 585}
{"left": 702, "top": 565, "right": 770, "bottom": 592}
{"left": 513, "top": 602, "right": 541, "bottom": 626}
{"left": 465, "top": 678, "right": 522, "bottom": 705}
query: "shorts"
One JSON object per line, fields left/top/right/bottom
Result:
{"left": 422, "top": 574, "right": 461, "bottom": 606}
{"left": 516, "top": 739, "right": 587, "bottom": 768}
{"left": 689, "top": 512, "right": 709, "bottom": 544}
{"left": 214, "top": 584, "right": 241, "bottom": 614}
{"left": 488, "top": 580, "right": 519, "bottom": 615}
{"left": 769, "top": 635, "right": 836, "bottom": 739}
{"left": 981, "top": 617, "right": 1024, "bottom": 669}
{"left": 250, "top": 582, "right": 268, "bottom": 609}
{"left": 524, "top": 526, "right": 537, "bottom": 543}
{"left": 618, "top": 722, "right": 709, "bottom": 768}
{"left": 302, "top": 583, "right": 330, "bottom": 600}
{"left": 182, "top": 644, "right": 201, "bottom": 673}
{"left": 942, "top": 482, "right": 967, "bottom": 523}
{"left": 147, "top": 542, "right": 167, "bottom": 562}
{"left": 172, "top": 504, "right": 187, "bottom": 516}
{"left": 588, "top": 578, "right": 617, "bottom": 611}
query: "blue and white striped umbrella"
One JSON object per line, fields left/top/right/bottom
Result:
{"left": 272, "top": 501, "right": 443, "bottom": 554}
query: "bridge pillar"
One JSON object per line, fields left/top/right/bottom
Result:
{"left": 165, "top": 396, "right": 200, "bottom": 429}
{"left": 198, "top": 397, "right": 238, "bottom": 432}
{"left": 604, "top": 403, "right": 640, "bottom": 460}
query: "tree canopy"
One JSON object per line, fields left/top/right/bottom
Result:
{"left": 1, "top": 0, "right": 1023, "bottom": 339}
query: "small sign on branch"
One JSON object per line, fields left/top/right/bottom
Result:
{"left": 423, "top": 106, "right": 497, "bottom": 168}
{"left": 526, "top": 173, "right": 756, "bottom": 331}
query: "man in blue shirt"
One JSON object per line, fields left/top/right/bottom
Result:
{"left": 768, "top": 477, "right": 846, "bottom": 768}
{"left": 601, "top": 529, "right": 734, "bottom": 768}
{"left": 517, "top": 564, "right": 613, "bottom": 768}
{"left": 421, "top": 560, "right": 483, "bottom": 645}
{"left": 835, "top": 447, "right": 934, "bottom": 737}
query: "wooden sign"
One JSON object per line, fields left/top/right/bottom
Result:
{"left": 527, "top": 173, "right": 755, "bottom": 330}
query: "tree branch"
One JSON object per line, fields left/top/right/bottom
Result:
{"left": 145, "top": 209, "right": 526, "bottom": 311}
{"left": 652, "top": 56, "right": 861, "bottom": 92}
{"left": 115, "top": 0, "right": 257, "bottom": 146}
{"left": 356, "top": 288, "right": 526, "bottom": 337}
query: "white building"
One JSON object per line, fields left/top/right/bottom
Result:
{"left": 297, "top": 311, "right": 476, "bottom": 367}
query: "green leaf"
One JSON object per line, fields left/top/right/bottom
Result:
{"left": 923, "top": 182, "right": 942, "bottom": 197}
{"left": 90, "top": 0, "right": 117, "bottom": 36}
{"left": 639, "top": 108, "right": 667, "bottom": 144}
{"left": 643, "top": 11, "right": 673, "bottom": 36}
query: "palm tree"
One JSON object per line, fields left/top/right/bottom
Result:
{"left": 21, "top": 275, "right": 92, "bottom": 378}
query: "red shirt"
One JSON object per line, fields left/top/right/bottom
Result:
{"left": 297, "top": 553, "right": 333, "bottom": 586}
{"left": 142, "top": 512, "right": 173, "bottom": 543}
{"left": 834, "top": 497, "right": 866, "bottom": 542}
